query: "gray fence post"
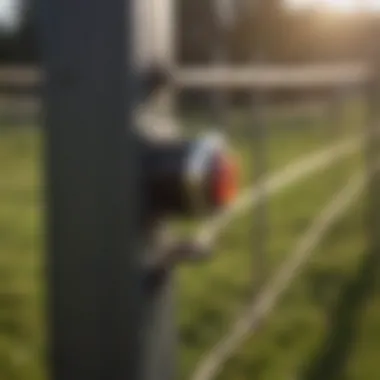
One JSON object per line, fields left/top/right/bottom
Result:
{"left": 210, "top": 0, "right": 234, "bottom": 132}
{"left": 365, "top": 16, "right": 380, "bottom": 257}
{"left": 250, "top": 0, "right": 270, "bottom": 291}
{"left": 39, "top": 1, "right": 176, "bottom": 379}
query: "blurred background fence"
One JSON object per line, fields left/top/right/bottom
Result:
{"left": 0, "top": 66, "right": 39, "bottom": 127}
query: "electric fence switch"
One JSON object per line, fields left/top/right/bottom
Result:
{"left": 142, "top": 131, "right": 239, "bottom": 278}
{"left": 144, "top": 132, "right": 238, "bottom": 217}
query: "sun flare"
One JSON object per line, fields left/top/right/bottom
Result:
{"left": 287, "top": 0, "right": 380, "bottom": 13}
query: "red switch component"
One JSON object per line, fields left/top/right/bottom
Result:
{"left": 184, "top": 133, "right": 239, "bottom": 214}
{"left": 210, "top": 152, "right": 239, "bottom": 208}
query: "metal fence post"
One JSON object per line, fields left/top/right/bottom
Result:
{"left": 210, "top": 0, "right": 234, "bottom": 132}
{"left": 250, "top": 0, "right": 270, "bottom": 291}
{"left": 136, "top": 0, "right": 178, "bottom": 141}
{"left": 365, "top": 14, "right": 380, "bottom": 258}
{"left": 39, "top": 1, "right": 176, "bottom": 379}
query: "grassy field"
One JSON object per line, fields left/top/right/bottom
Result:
{"left": 178, "top": 153, "right": 365, "bottom": 379}
{"left": 0, "top": 128, "right": 45, "bottom": 380}
{"left": 0, "top": 101, "right": 378, "bottom": 380}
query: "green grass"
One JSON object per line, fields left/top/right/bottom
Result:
{"left": 178, "top": 152, "right": 365, "bottom": 379}
{"left": 178, "top": 101, "right": 371, "bottom": 379}
{"left": 219, "top": 200, "right": 368, "bottom": 380}
{"left": 0, "top": 100, "right": 375, "bottom": 380}
{"left": 0, "top": 129, "right": 45, "bottom": 380}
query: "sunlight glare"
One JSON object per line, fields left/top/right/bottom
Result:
{"left": 287, "top": 0, "right": 380, "bottom": 13}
